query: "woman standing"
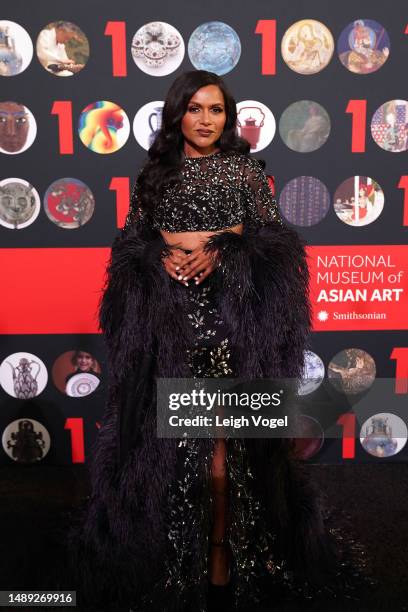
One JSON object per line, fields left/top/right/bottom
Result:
{"left": 69, "top": 70, "right": 369, "bottom": 611}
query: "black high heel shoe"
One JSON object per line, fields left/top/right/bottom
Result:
{"left": 207, "top": 537, "right": 233, "bottom": 611}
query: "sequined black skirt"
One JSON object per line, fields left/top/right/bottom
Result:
{"left": 182, "top": 260, "right": 237, "bottom": 378}
{"left": 136, "top": 253, "right": 375, "bottom": 612}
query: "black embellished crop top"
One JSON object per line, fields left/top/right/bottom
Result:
{"left": 123, "top": 150, "right": 283, "bottom": 234}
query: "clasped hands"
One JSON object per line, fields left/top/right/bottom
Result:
{"left": 162, "top": 243, "right": 219, "bottom": 286}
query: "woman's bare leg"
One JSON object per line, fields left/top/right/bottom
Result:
{"left": 208, "top": 438, "right": 230, "bottom": 585}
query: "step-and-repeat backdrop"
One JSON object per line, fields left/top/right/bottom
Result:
{"left": 1, "top": 0, "right": 407, "bottom": 465}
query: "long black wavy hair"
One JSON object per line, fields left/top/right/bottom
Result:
{"left": 137, "top": 70, "right": 252, "bottom": 217}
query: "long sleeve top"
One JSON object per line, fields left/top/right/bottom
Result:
{"left": 122, "top": 150, "right": 284, "bottom": 235}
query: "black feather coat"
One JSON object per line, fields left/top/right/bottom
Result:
{"left": 67, "top": 217, "right": 366, "bottom": 611}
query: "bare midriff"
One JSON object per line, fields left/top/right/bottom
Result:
{"left": 160, "top": 222, "right": 243, "bottom": 251}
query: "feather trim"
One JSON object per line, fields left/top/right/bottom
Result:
{"left": 203, "top": 222, "right": 312, "bottom": 378}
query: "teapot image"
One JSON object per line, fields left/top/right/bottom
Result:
{"left": 6, "top": 357, "right": 40, "bottom": 398}
{"left": 237, "top": 106, "right": 265, "bottom": 149}
{"left": 148, "top": 106, "right": 163, "bottom": 146}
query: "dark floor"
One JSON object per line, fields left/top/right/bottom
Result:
{"left": 0, "top": 464, "right": 407, "bottom": 611}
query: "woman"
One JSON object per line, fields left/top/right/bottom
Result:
{"left": 69, "top": 70, "right": 370, "bottom": 611}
